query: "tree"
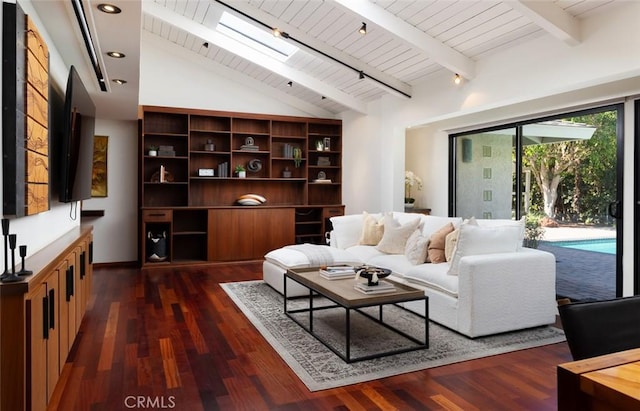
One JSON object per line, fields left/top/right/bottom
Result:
{"left": 523, "top": 140, "right": 586, "bottom": 219}
{"left": 523, "top": 111, "right": 617, "bottom": 221}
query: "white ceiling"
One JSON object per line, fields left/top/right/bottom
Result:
{"left": 31, "top": 0, "right": 623, "bottom": 119}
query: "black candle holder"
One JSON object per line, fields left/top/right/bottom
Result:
{"left": 0, "top": 234, "right": 21, "bottom": 283}
{"left": 17, "top": 245, "right": 32, "bottom": 276}
{"left": 1, "top": 218, "right": 9, "bottom": 277}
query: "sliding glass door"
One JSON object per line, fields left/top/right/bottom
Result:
{"left": 451, "top": 105, "right": 623, "bottom": 302}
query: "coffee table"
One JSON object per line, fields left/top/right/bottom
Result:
{"left": 284, "top": 267, "right": 428, "bottom": 363}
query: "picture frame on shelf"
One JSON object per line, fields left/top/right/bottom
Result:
{"left": 323, "top": 137, "right": 331, "bottom": 151}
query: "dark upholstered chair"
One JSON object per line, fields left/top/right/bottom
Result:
{"left": 558, "top": 295, "right": 640, "bottom": 360}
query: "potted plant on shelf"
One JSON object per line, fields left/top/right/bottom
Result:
{"left": 404, "top": 170, "right": 423, "bottom": 208}
{"left": 148, "top": 145, "right": 158, "bottom": 156}
{"left": 235, "top": 164, "right": 246, "bottom": 178}
{"left": 293, "top": 147, "right": 303, "bottom": 168}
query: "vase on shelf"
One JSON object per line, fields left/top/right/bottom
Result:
{"left": 404, "top": 203, "right": 415, "bottom": 209}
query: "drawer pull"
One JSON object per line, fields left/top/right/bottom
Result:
{"left": 148, "top": 213, "right": 166, "bottom": 217}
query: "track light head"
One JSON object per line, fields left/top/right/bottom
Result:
{"left": 359, "top": 71, "right": 365, "bottom": 80}
{"left": 273, "top": 28, "right": 289, "bottom": 38}
{"left": 454, "top": 73, "right": 462, "bottom": 85}
{"left": 359, "top": 22, "right": 367, "bottom": 35}
{"left": 287, "top": 81, "right": 292, "bottom": 87}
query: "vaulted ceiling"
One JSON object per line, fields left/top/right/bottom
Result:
{"left": 33, "top": 0, "right": 623, "bottom": 119}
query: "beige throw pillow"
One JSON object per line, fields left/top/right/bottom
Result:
{"left": 358, "top": 211, "right": 384, "bottom": 245}
{"left": 427, "top": 223, "right": 455, "bottom": 263}
{"left": 376, "top": 215, "right": 421, "bottom": 254}
{"left": 405, "top": 229, "right": 429, "bottom": 265}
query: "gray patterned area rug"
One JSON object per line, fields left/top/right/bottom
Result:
{"left": 221, "top": 280, "right": 565, "bottom": 391}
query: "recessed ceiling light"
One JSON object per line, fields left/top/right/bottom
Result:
{"left": 97, "top": 3, "right": 121, "bottom": 14}
{"left": 112, "top": 79, "right": 127, "bottom": 85}
{"left": 107, "top": 51, "right": 125, "bottom": 58}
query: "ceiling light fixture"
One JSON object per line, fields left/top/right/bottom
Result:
{"left": 272, "top": 28, "right": 289, "bottom": 39}
{"left": 359, "top": 22, "right": 367, "bottom": 35}
{"left": 287, "top": 81, "right": 292, "bottom": 87}
{"left": 112, "top": 79, "right": 127, "bottom": 85}
{"left": 213, "top": 0, "right": 410, "bottom": 99}
{"left": 107, "top": 51, "right": 125, "bottom": 58}
{"left": 359, "top": 71, "right": 365, "bottom": 80}
{"left": 97, "top": 3, "right": 121, "bottom": 14}
{"left": 454, "top": 73, "right": 461, "bottom": 85}
{"left": 203, "top": 42, "right": 209, "bottom": 48}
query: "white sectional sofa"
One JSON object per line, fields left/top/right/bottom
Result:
{"left": 263, "top": 212, "right": 557, "bottom": 338}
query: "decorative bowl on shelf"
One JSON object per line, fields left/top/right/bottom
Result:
{"left": 355, "top": 265, "right": 391, "bottom": 286}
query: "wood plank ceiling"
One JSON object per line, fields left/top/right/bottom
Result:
{"left": 143, "top": 1, "right": 620, "bottom": 115}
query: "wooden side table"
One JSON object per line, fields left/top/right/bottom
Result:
{"left": 405, "top": 208, "right": 431, "bottom": 215}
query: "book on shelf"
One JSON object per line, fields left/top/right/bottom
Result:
{"left": 319, "top": 266, "right": 355, "bottom": 280}
{"left": 354, "top": 281, "right": 396, "bottom": 294}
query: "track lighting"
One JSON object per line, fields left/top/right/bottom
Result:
{"left": 287, "top": 81, "right": 292, "bottom": 87}
{"left": 359, "top": 22, "right": 367, "bottom": 35}
{"left": 203, "top": 42, "right": 209, "bottom": 48}
{"left": 454, "top": 73, "right": 461, "bottom": 85}
{"left": 359, "top": 71, "right": 365, "bottom": 80}
{"left": 272, "top": 28, "right": 289, "bottom": 39}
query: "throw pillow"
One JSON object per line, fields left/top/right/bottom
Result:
{"left": 358, "top": 211, "right": 385, "bottom": 245}
{"left": 447, "top": 222, "right": 523, "bottom": 275}
{"left": 376, "top": 215, "right": 421, "bottom": 254}
{"left": 444, "top": 217, "right": 478, "bottom": 262}
{"left": 405, "top": 229, "right": 429, "bottom": 265}
{"left": 427, "top": 222, "right": 455, "bottom": 263}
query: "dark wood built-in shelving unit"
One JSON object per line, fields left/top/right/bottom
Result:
{"left": 139, "top": 106, "right": 344, "bottom": 266}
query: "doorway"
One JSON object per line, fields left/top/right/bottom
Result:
{"left": 451, "top": 105, "right": 623, "bottom": 301}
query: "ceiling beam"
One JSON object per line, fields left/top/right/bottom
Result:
{"left": 142, "top": 2, "right": 368, "bottom": 114}
{"left": 214, "top": 0, "right": 412, "bottom": 99}
{"left": 509, "top": 0, "right": 581, "bottom": 46}
{"left": 332, "top": 0, "right": 475, "bottom": 80}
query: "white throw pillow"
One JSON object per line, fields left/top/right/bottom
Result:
{"left": 477, "top": 217, "right": 526, "bottom": 250}
{"left": 405, "top": 229, "right": 429, "bottom": 265}
{"left": 447, "top": 222, "right": 523, "bottom": 275}
{"left": 376, "top": 215, "right": 421, "bottom": 254}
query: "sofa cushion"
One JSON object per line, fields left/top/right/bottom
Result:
{"left": 405, "top": 229, "right": 429, "bottom": 265}
{"left": 447, "top": 222, "right": 523, "bottom": 275}
{"left": 427, "top": 222, "right": 455, "bottom": 263}
{"left": 264, "top": 245, "right": 362, "bottom": 269}
{"left": 477, "top": 217, "right": 525, "bottom": 250}
{"left": 418, "top": 215, "right": 463, "bottom": 239}
{"left": 405, "top": 263, "right": 458, "bottom": 297}
{"left": 376, "top": 215, "right": 421, "bottom": 254}
{"left": 358, "top": 211, "right": 385, "bottom": 245}
{"left": 367, "top": 254, "right": 416, "bottom": 279}
{"left": 345, "top": 245, "right": 387, "bottom": 263}
{"left": 444, "top": 217, "right": 478, "bottom": 262}
{"left": 330, "top": 213, "right": 368, "bottom": 249}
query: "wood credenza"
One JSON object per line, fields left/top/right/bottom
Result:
{"left": 0, "top": 226, "right": 93, "bottom": 411}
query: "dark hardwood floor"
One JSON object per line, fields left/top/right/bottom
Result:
{"left": 50, "top": 263, "right": 571, "bottom": 410}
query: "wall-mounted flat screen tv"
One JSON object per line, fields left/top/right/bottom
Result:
{"left": 59, "top": 65, "right": 95, "bottom": 203}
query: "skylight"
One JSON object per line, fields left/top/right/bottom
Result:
{"left": 217, "top": 12, "right": 297, "bottom": 62}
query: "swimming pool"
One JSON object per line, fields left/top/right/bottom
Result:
{"left": 544, "top": 238, "right": 616, "bottom": 254}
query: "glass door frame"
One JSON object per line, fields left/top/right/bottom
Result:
{"left": 449, "top": 103, "right": 624, "bottom": 297}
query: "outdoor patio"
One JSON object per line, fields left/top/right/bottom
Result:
{"left": 539, "top": 226, "right": 616, "bottom": 302}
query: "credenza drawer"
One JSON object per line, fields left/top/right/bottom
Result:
{"left": 142, "top": 209, "right": 172, "bottom": 222}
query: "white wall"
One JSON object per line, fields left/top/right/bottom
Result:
{"left": 82, "top": 119, "right": 138, "bottom": 263}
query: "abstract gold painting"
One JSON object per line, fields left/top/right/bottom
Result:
{"left": 91, "top": 135, "right": 108, "bottom": 197}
